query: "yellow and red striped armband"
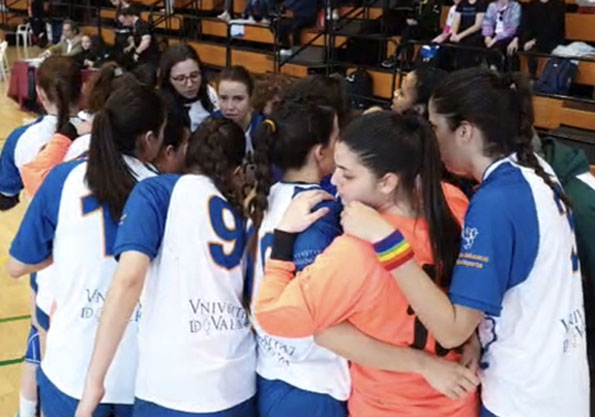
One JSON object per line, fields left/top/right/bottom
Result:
{"left": 373, "top": 230, "right": 414, "bottom": 270}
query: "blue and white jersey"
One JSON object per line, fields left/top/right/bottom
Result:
{"left": 0, "top": 115, "right": 85, "bottom": 197}
{"left": 113, "top": 174, "right": 256, "bottom": 413}
{"left": 449, "top": 154, "right": 589, "bottom": 417}
{"left": 0, "top": 115, "right": 48, "bottom": 197}
{"left": 253, "top": 182, "right": 351, "bottom": 401}
{"left": 10, "top": 155, "right": 158, "bottom": 404}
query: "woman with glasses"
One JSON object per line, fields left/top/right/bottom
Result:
{"left": 159, "top": 44, "right": 219, "bottom": 132}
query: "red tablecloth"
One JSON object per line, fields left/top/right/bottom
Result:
{"left": 8, "top": 60, "right": 96, "bottom": 109}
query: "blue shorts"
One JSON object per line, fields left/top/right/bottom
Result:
{"left": 38, "top": 368, "right": 133, "bottom": 417}
{"left": 36, "top": 305, "right": 50, "bottom": 331}
{"left": 481, "top": 405, "right": 500, "bottom": 417}
{"left": 24, "top": 325, "right": 40, "bottom": 365}
{"left": 257, "top": 375, "right": 347, "bottom": 417}
{"left": 133, "top": 396, "right": 256, "bottom": 417}
{"left": 30, "top": 273, "right": 38, "bottom": 292}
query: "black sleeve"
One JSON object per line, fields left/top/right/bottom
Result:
{"left": 476, "top": 0, "right": 488, "bottom": 13}
{"left": 136, "top": 20, "right": 151, "bottom": 37}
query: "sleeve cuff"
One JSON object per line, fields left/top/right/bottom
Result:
{"left": 270, "top": 230, "right": 297, "bottom": 261}
{"left": 449, "top": 292, "right": 502, "bottom": 317}
{"left": 113, "top": 243, "right": 156, "bottom": 262}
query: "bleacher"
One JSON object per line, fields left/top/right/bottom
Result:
{"left": 1, "top": 0, "right": 594, "bottom": 146}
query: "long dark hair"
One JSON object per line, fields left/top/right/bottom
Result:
{"left": 37, "top": 56, "right": 82, "bottom": 131}
{"left": 342, "top": 111, "right": 462, "bottom": 285}
{"left": 185, "top": 117, "right": 246, "bottom": 218}
{"left": 250, "top": 98, "right": 336, "bottom": 227}
{"left": 87, "top": 84, "right": 166, "bottom": 219}
{"left": 86, "top": 62, "right": 139, "bottom": 114}
{"left": 432, "top": 67, "right": 571, "bottom": 210}
{"left": 159, "top": 44, "right": 214, "bottom": 113}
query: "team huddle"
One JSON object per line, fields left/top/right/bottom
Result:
{"left": 0, "top": 45, "right": 590, "bottom": 417}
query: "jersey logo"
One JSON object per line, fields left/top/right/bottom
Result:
{"left": 462, "top": 226, "right": 479, "bottom": 250}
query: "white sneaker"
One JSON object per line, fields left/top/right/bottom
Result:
{"left": 246, "top": 16, "right": 256, "bottom": 23}
{"left": 261, "top": 17, "right": 271, "bottom": 25}
{"left": 331, "top": 9, "right": 340, "bottom": 20}
{"left": 279, "top": 48, "right": 293, "bottom": 57}
{"left": 217, "top": 11, "right": 231, "bottom": 21}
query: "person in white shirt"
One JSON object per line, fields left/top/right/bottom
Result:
{"left": 7, "top": 83, "right": 166, "bottom": 417}
{"left": 76, "top": 117, "right": 257, "bottom": 417}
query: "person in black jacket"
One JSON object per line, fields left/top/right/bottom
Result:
{"left": 506, "top": 0, "right": 565, "bottom": 75}
{"left": 276, "top": 0, "right": 318, "bottom": 57}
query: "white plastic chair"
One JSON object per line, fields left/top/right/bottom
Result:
{"left": 0, "top": 40, "right": 10, "bottom": 81}
{"left": 16, "top": 23, "right": 32, "bottom": 49}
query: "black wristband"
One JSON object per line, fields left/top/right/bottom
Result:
{"left": 270, "top": 229, "right": 298, "bottom": 261}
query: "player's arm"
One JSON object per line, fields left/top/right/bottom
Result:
{"left": 342, "top": 203, "right": 494, "bottom": 349}
{"left": 314, "top": 322, "right": 480, "bottom": 399}
{"left": 7, "top": 256, "right": 53, "bottom": 278}
{"left": 76, "top": 251, "right": 148, "bottom": 417}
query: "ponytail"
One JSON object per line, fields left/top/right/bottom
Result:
{"left": 414, "top": 115, "right": 461, "bottom": 284}
{"left": 86, "top": 84, "right": 166, "bottom": 220}
{"left": 185, "top": 118, "right": 246, "bottom": 218}
{"left": 251, "top": 120, "right": 276, "bottom": 227}
{"left": 54, "top": 77, "right": 70, "bottom": 131}
{"left": 37, "top": 56, "right": 82, "bottom": 131}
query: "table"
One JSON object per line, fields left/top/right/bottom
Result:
{"left": 8, "top": 60, "right": 96, "bottom": 110}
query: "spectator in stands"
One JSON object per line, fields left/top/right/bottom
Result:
{"left": 381, "top": 0, "right": 442, "bottom": 69}
{"left": 39, "top": 19, "right": 82, "bottom": 58}
{"left": 433, "top": 0, "right": 461, "bottom": 44}
{"left": 450, "top": 0, "right": 487, "bottom": 68}
{"left": 482, "top": 0, "right": 521, "bottom": 69}
{"left": 507, "top": 0, "right": 565, "bottom": 75}
{"left": 159, "top": 44, "right": 218, "bottom": 132}
{"left": 119, "top": 7, "right": 160, "bottom": 67}
{"left": 252, "top": 72, "right": 294, "bottom": 115}
{"left": 217, "top": 0, "right": 234, "bottom": 21}
{"left": 276, "top": 0, "right": 318, "bottom": 57}
{"left": 73, "top": 35, "right": 106, "bottom": 69}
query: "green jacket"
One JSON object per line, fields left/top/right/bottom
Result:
{"left": 542, "top": 137, "right": 595, "bottom": 283}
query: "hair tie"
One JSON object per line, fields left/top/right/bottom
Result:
{"left": 263, "top": 119, "right": 276, "bottom": 133}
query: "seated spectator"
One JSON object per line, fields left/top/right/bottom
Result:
{"left": 119, "top": 7, "right": 160, "bottom": 67}
{"left": 382, "top": 0, "right": 443, "bottom": 69}
{"left": 507, "top": 0, "right": 565, "bottom": 75}
{"left": 73, "top": 35, "right": 106, "bottom": 69}
{"left": 39, "top": 19, "right": 82, "bottom": 58}
{"left": 482, "top": 0, "right": 521, "bottom": 69}
{"left": 432, "top": 0, "right": 462, "bottom": 44}
{"left": 159, "top": 44, "right": 218, "bottom": 132}
{"left": 276, "top": 0, "right": 318, "bottom": 57}
{"left": 450, "top": 0, "right": 488, "bottom": 68}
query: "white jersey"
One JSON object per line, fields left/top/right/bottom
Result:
{"left": 113, "top": 174, "right": 256, "bottom": 413}
{"left": 253, "top": 182, "right": 350, "bottom": 401}
{"left": 10, "top": 156, "right": 158, "bottom": 404}
{"left": 449, "top": 155, "right": 590, "bottom": 417}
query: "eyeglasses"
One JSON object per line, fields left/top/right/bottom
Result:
{"left": 170, "top": 71, "right": 201, "bottom": 83}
